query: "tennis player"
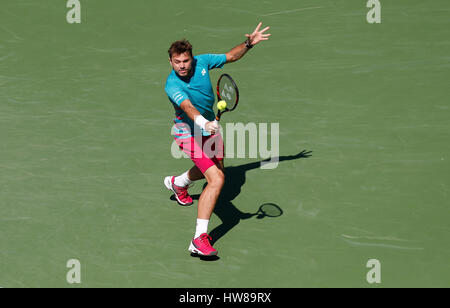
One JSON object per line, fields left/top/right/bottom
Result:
{"left": 164, "top": 22, "right": 271, "bottom": 256}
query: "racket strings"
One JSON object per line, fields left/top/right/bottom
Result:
{"left": 218, "top": 77, "right": 238, "bottom": 109}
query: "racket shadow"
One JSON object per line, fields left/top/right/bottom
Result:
{"left": 190, "top": 150, "right": 312, "bottom": 246}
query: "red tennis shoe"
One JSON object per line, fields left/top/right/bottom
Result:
{"left": 189, "top": 233, "right": 218, "bottom": 256}
{"left": 164, "top": 176, "right": 193, "bottom": 206}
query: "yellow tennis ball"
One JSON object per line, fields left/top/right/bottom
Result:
{"left": 217, "top": 100, "right": 227, "bottom": 111}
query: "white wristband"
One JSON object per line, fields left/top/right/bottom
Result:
{"left": 194, "top": 115, "right": 208, "bottom": 130}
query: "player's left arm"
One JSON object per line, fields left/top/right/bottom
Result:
{"left": 225, "top": 22, "right": 271, "bottom": 63}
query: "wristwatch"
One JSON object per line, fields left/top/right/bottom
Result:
{"left": 245, "top": 38, "right": 253, "bottom": 49}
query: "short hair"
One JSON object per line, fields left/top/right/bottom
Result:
{"left": 168, "top": 39, "right": 193, "bottom": 59}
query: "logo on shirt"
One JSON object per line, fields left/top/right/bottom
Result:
{"left": 201, "top": 69, "right": 206, "bottom": 76}
{"left": 172, "top": 92, "right": 184, "bottom": 104}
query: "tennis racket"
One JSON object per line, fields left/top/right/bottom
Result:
{"left": 215, "top": 73, "right": 239, "bottom": 122}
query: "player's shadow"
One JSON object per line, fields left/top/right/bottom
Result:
{"left": 189, "top": 150, "right": 312, "bottom": 247}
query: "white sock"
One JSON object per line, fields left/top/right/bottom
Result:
{"left": 194, "top": 219, "right": 209, "bottom": 238}
{"left": 174, "top": 171, "right": 192, "bottom": 187}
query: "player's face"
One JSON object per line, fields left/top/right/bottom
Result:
{"left": 170, "top": 52, "right": 193, "bottom": 77}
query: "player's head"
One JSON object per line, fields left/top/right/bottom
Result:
{"left": 168, "top": 39, "right": 193, "bottom": 77}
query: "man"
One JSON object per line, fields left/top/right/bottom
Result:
{"left": 164, "top": 22, "right": 271, "bottom": 256}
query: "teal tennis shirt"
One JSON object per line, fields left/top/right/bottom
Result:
{"left": 165, "top": 54, "right": 227, "bottom": 139}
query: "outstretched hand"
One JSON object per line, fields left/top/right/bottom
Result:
{"left": 246, "top": 22, "right": 271, "bottom": 46}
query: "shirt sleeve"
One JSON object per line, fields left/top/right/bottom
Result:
{"left": 165, "top": 85, "right": 188, "bottom": 107}
{"left": 205, "top": 54, "right": 227, "bottom": 70}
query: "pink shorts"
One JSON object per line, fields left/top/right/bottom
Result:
{"left": 175, "top": 134, "right": 224, "bottom": 174}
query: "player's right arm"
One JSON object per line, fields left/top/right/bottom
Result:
{"left": 166, "top": 84, "right": 218, "bottom": 134}
{"left": 180, "top": 99, "right": 219, "bottom": 134}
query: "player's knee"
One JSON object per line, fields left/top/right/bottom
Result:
{"left": 209, "top": 169, "right": 225, "bottom": 189}
{"left": 204, "top": 164, "right": 225, "bottom": 189}
{"left": 214, "top": 170, "right": 225, "bottom": 188}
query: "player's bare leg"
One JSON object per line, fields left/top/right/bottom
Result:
{"left": 187, "top": 165, "right": 204, "bottom": 181}
{"left": 188, "top": 164, "right": 224, "bottom": 256}
{"left": 198, "top": 164, "right": 224, "bottom": 219}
